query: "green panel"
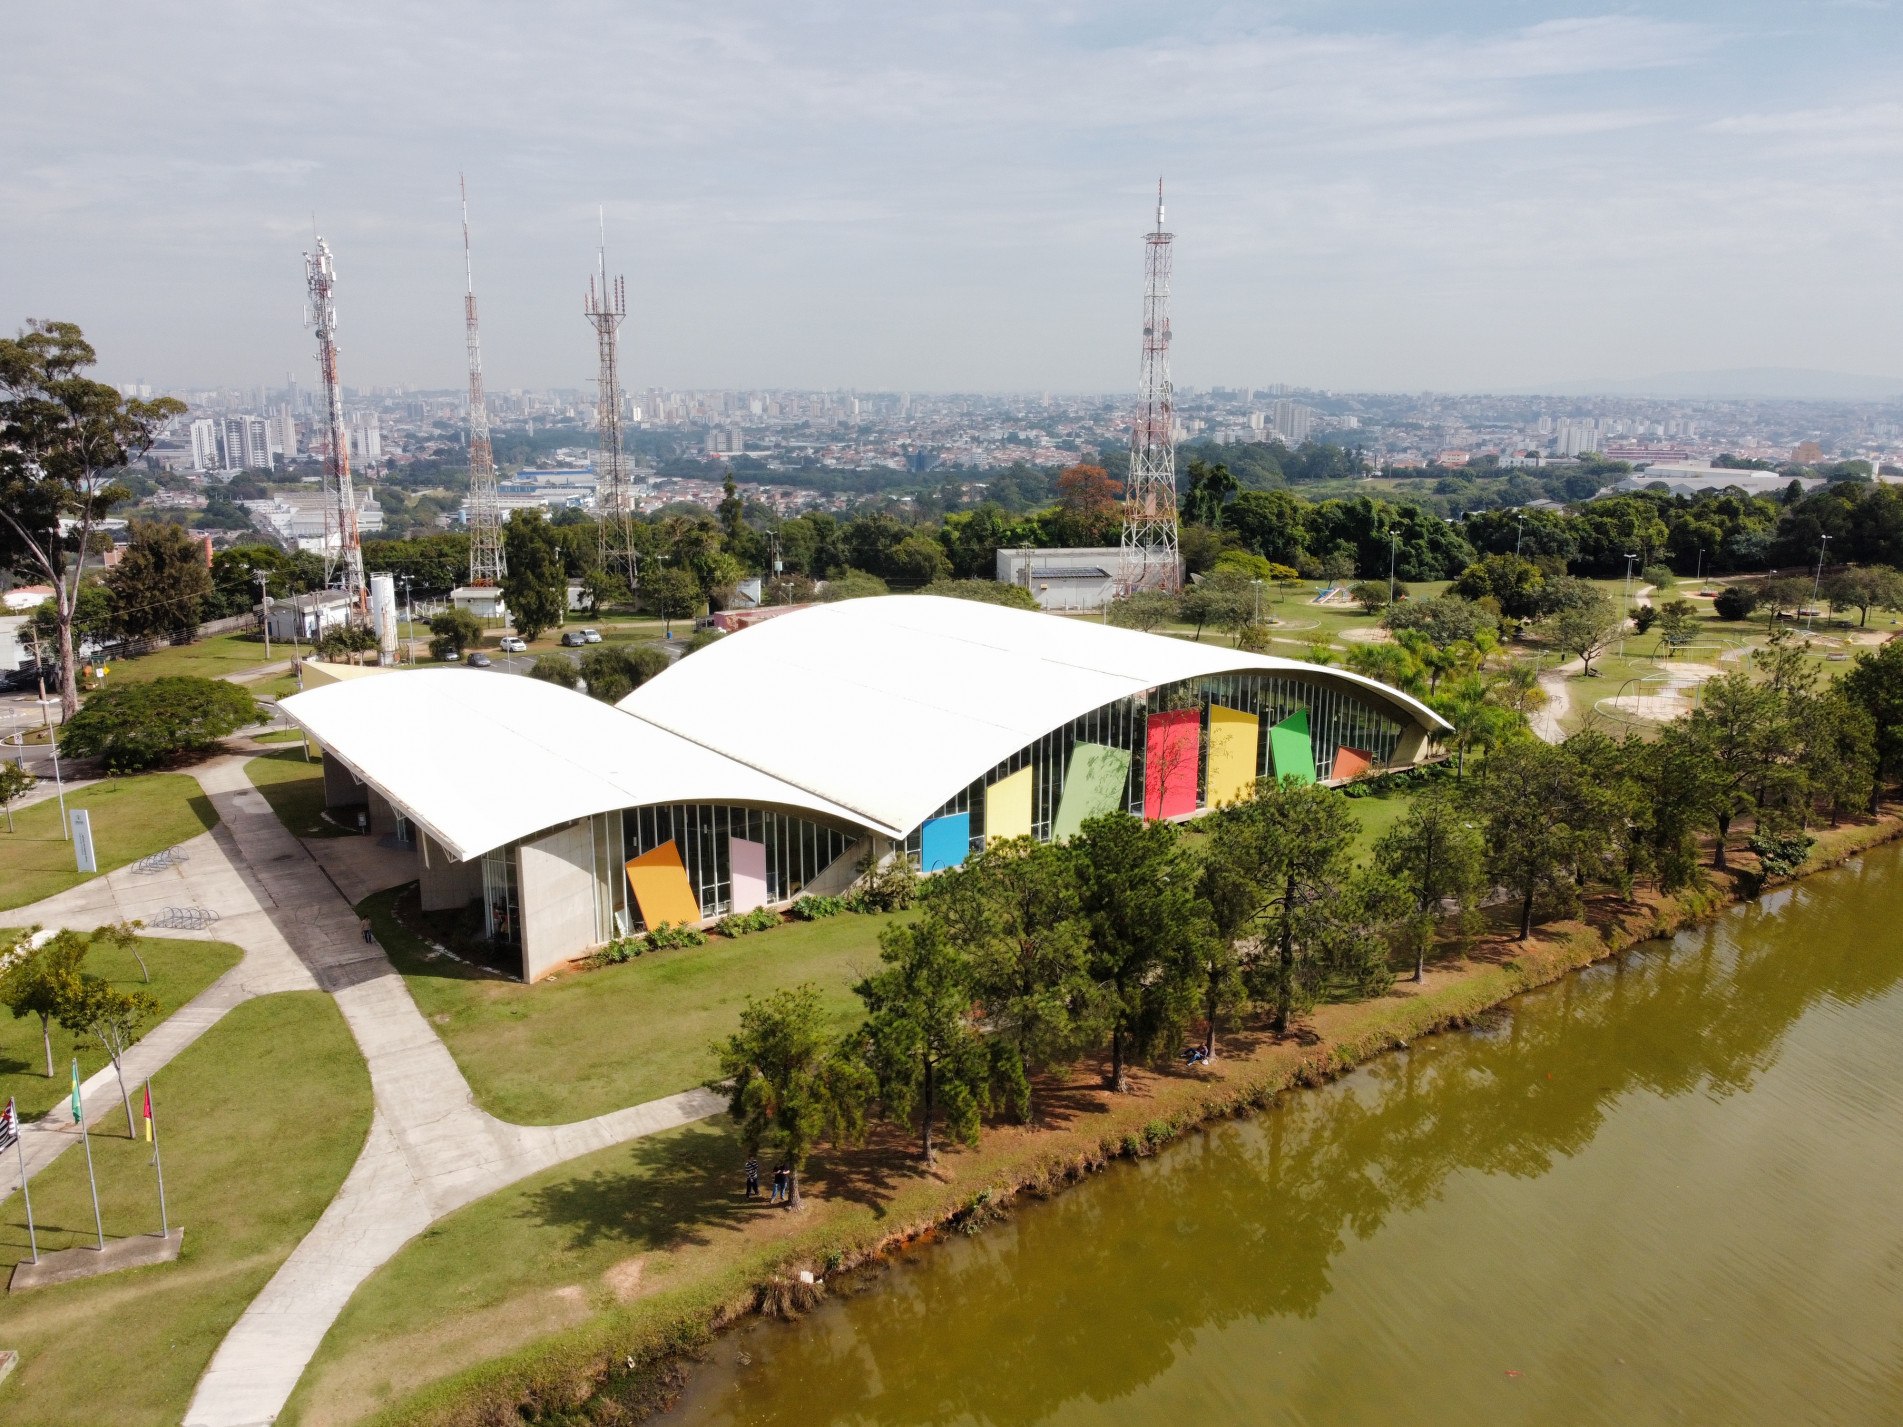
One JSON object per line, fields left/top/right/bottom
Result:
{"left": 1052, "top": 742, "right": 1133, "bottom": 840}
{"left": 1269, "top": 708, "right": 1317, "bottom": 784}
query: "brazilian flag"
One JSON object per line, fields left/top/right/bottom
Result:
{"left": 70, "top": 1058, "right": 82, "bottom": 1125}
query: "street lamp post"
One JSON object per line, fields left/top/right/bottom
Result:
{"left": 1808, "top": 534, "right": 1832, "bottom": 632}
{"left": 399, "top": 575, "right": 417, "bottom": 664}
{"left": 1620, "top": 552, "right": 1639, "bottom": 656}
{"left": 1515, "top": 514, "right": 1526, "bottom": 559}
{"left": 253, "top": 570, "right": 272, "bottom": 660}
{"left": 1388, "top": 530, "right": 1398, "bottom": 605}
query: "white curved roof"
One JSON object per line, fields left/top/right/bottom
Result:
{"left": 279, "top": 668, "right": 866, "bottom": 862}
{"left": 621, "top": 596, "right": 1447, "bottom": 838}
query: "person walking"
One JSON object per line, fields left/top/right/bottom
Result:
{"left": 744, "top": 1155, "right": 760, "bottom": 1199}
{"left": 772, "top": 1163, "right": 789, "bottom": 1204}
{"left": 359, "top": 916, "right": 374, "bottom": 945}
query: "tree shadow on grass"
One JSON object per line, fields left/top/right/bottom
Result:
{"left": 519, "top": 1120, "right": 766, "bottom": 1252}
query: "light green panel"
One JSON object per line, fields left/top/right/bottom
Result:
{"left": 1269, "top": 708, "right": 1317, "bottom": 785}
{"left": 1052, "top": 742, "right": 1133, "bottom": 840}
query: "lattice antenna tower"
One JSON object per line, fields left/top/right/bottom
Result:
{"left": 461, "top": 176, "right": 505, "bottom": 587}
{"left": 584, "top": 211, "right": 637, "bottom": 587}
{"left": 303, "top": 236, "right": 367, "bottom": 614}
{"left": 1120, "top": 177, "right": 1181, "bottom": 594}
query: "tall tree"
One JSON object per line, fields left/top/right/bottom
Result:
{"left": 1478, "top": 737, "right": 1592, "bottom": 938}
{"left": 0, "top": 930, "right": 88, "bottom": 1076}
{"left": 1071, "top": 813, "right": 1200, "bottom": 1089}
{"left": 1374, "top": 786, "right": 1487, "bottom": 980}
{"left": 710, "top": 984, "right": 872, "bottom": 1210}
{"left": 107, "top": 520, "right": 213, "bottom": 647}
{"left": 1539, "top": 589, "right": 1621, "bottom": 677}
{"left": 1207, "top": 777, "right": 1376, "bottom": 1034}
{"left": 500, "top": 509, "right": 566, "bottom": 640}
{"left": 59, "top": 972, "right": 159, "bottom": 1137}
{"left": 857, "top": 919, "right": 991, "bottom": 1164}
{"left": 640, "top": 564, "right": 702, "bottom": 633}
{"left": 1051, "top": 464, "right": 1123, "bottom": 546}
{"left": 1843, "top": 637, "right": 1903, "bottom": 805}
{"left": 0, "top": 321, "right": 185, "bottom": 716}
{"left": 1823, "top": 565, "right": 1903, "bottom": 628}
{"left": 920, "top": 837, "right": 1098, "bottom": 1123}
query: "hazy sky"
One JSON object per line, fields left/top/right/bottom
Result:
{"left": 5, "top": 1, "right": 1900, "bottom": 395}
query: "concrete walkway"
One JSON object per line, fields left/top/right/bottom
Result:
{"left": 7, "top": 749, "right": 724, "bottom": 1427}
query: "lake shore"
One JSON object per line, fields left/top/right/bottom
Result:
{"left": 358, "top": 806, "right": 1903, "bottom": 1427}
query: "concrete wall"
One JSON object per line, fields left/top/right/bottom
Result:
{"left": 518, "top": 821, "right": 599, "bottom": 982}
{"left": 418, "top": 832, "right": 483, "bottom": 912}
{"left": 322, "top": 755, "right": 366, "bottom": 811}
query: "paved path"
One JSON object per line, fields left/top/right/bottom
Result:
{"left": 8, "top": 750, "right": 724, "bottom": 1427}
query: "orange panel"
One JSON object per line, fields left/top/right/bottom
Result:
{"left": 1330, "top": 746, "right": 1373, "bottom": 783}
{"left": 625, "top": 840, "right": 703, "bottom": 929}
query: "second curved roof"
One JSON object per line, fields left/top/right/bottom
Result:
{"left": 621, "top": 595, "right": 1448, "bottom": 837}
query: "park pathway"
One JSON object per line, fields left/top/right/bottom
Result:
{"left": 7, "top": 750, "right": 725, "bottom": 1427}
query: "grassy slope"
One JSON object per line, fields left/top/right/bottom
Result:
{"left": 364, "top": 888, "right": 906, "bottom": 1124}
{"left": 0, "top": 774, "right": 219, "bottom": 911}
{"left": 246, "top": 747, "right": 353, "bottom": 839}
{"left": 0, "top": 936, "right": 243, "bottom": 1122}
{"left": 102, "top": 631, "right": 278, "bottom": 684}
{"left": 0, "top": 991, "right": 372, "bottom": 1426}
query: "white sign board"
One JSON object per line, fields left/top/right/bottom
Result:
{"left": 71, "top": 808, "right": 96, "bottom": 873}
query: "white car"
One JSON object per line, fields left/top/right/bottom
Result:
{"left": 498, "top": 636, "right": 528, "bottom": 653}
{"left": 581, "top": 628, "right": 603, "bottom": 644}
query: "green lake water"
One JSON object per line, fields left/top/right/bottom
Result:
{"left": 667, "top": 840, "right": 1903, "bottom": 1426}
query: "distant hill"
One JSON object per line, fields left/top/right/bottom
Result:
{"left": 1515, "top": 367, "right": 1903, "bottom": 402}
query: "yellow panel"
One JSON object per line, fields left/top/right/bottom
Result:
{"left": 985, "top": 765, "right": 1035, "bottom": 843}
{"left": 1206, "top": 704, "right": 1260, "bottom": 808}
{"left": 626, "top": 840, "right": 703, "bottom": 929}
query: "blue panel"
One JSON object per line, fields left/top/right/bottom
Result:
{"left": 920, "top": 813, "right": 971, "bottom": 872}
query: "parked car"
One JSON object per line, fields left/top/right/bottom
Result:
{"left": 580, "top": 628, "right": 603, "bottom": 643}
{"left": 559, "top": 630, "right": 587, "bottom": 647}
{"left": 0, "top": 665, "right": 56, "bottom": 693}
{"left": 498, "top": 636, "right": 527, "bottom": 653}
{"left": 466, "top": 651, "right": 494, "bottom": 668}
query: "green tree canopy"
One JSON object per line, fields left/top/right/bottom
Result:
{"left": 59, "top": 675, "right": 267, "bottom": 771}
{"left": 106, "top": 520, "right": 213, "bottom": 647}
{"left": 857, "top": 918, "right": 991, "bottom": 1163}
{"left": 500, "top": 510, "right": 566, "bottom": 640}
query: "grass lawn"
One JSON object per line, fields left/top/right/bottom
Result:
{"left": 0, "top": 934, "right": 243, "bottom": 1122}
{"left": 364, "top": 886, "right": 907, "bottom": 1123}
{"left": 0, "top": 773, "right": 218, "bottom": 912}
{"left": 246, "top": 747, "right": 353, "bottom": 839}
{"left": 1345, "top": 785, "right": 1421, "bottom": 859}
{"left": 0, "top": 991, "right": 372, "bottom": 1426}
{"left": 100, "top": 630, "right": 278, "bottom": 685}
{"left": 250, "top": 728, "right": 306, "bottom": 745}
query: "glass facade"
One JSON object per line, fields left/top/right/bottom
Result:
{"left": 904, "top": 669, "right": 1426, "bottom": 858}
{"left": 481, "top": 844, "right": 519, "bottom": 945}
{"left": 623, "top": 804, "right": 858, "bottom": 926}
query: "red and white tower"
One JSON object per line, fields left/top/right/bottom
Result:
{"left": 1121, "top": 178, "right": 1181, "bottom": 594}
{"left": 461, "top": 177, "right": 505, "bottom": 588}
{"left": 303, "top": 236, "right": 367, "bottom": 613}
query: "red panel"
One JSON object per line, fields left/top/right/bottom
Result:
{"left": 1144, "top": 708, "right": 1201, "bottom": 820}
{"left": 1330, "top": 746, "right": 1373, "bottom": 783}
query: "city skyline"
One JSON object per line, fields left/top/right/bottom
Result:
{"left": 7, "top": 2, "right": 1903, "bottom": 394}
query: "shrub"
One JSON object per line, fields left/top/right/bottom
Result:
{"left": 577, "top": 644, "right": 670, "bottom": 702}
{"left": 849, "top": 852, "right": 916, "bottom": 912}
{"left": 788, "top": 894, "right": 848, "bottom": 920}
{"left": 1632, "top": 605, "right": 1658, "bottom": 635}
{"left": 588, "top": 920, "right": 708, "bottom": 965}
{"left": 1748, "top": 832, "right": 1814, "bottom": 879}
{"left": 60, "top": 676, "right": 268, "bottom": 771}
{"left": 527, "top": 654, "right": 580, "bottom": 688}
{"left": 1713, "top": 586, "right": 1760, "bottom": 621}
{"left": 920, "top": 578, "right": 1039, "bottom": 611}
{"left": 1640, "top": 563, "right": 1676, "bottom": 590}
{"left": 645, "top": 921, "right": 707, "bottom": 950}
{"left": 715, "top": 906, "right": 780, "bottom": 937}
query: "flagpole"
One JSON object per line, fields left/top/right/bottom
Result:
{"left": 74, "top": 1060, "right": 103, "bottom": 1251}
{"left": 146, "top": 1079, "right": 168, "bottom": 1239}
{"left": 6, "top": 1099, "right": 35, "bottom": 1264}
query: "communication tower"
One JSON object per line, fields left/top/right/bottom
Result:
{"left": 461, "top": 177, "right": 505, "bottom": 588}
{"left": 1120, "top": 178, "right": 1181, "bottom": 594}
{"left": 584, "top": 214, "right": 638, "bottom": 588}
{"left": 303, "top": 236, "right": 367, "bottom": 613}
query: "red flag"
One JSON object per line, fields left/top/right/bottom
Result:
{"left": 141, "top": 1083, "right": 153, "bottom": 1143}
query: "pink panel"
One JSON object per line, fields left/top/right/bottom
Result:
{"left": 1144, "top": 708, "right": 1200, "bottom": 820}
{"left": 730, "top": 836, "right": 768, "bottom": 915}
